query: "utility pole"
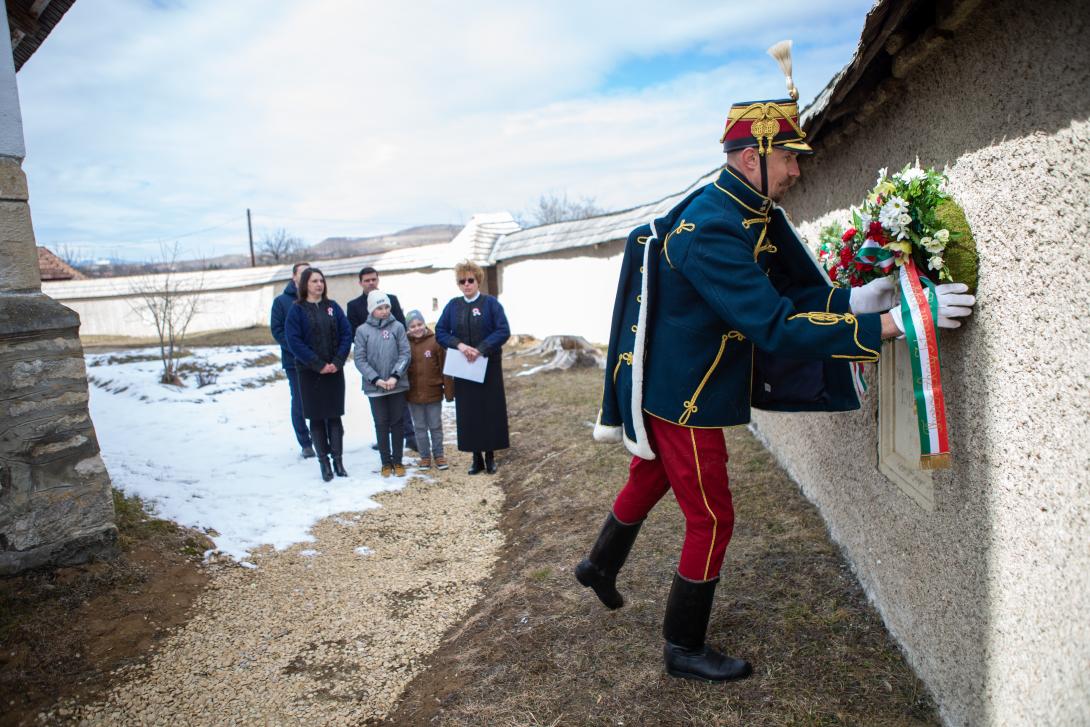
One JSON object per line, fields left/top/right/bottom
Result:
{"left": 246, "top": 208, "right": 256, "bottom": 267}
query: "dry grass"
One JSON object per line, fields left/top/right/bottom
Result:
{"left": 386, "top": 362, "right": 937, "bottom": 726}
{"left": 81, "top": 325, "right": 275, "bottom": 350}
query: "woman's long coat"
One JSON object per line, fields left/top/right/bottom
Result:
{"left": 285, "top": 299, "right": 352, "bottom": 420}
{"left": 435, "top": 294, "right": 510, "bottom": 452}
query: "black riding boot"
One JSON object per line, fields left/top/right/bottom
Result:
{"left": 574, "top": 512, "right": 643, "bottom": 609}
{"left": 468, "top": 451, "right": 485, "bottom": 475}
{"left": 662, "top": 573, "right": 752, "bottom": 682}
{"left": 484, "top": 450, "right": 497, "bottom": 474}
{"left": 330, "top": 420, "right": 347, "bottom": 477}
{"left": 318, "top": 455, "right": 334, "bottom": 482}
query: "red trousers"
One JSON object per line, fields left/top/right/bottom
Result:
{"left": 612, "top": 416, "right": 735, "bottom": 582}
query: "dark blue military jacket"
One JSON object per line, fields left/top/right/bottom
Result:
{"left": 596, "top": 166, "right": 882, "bottom": 459}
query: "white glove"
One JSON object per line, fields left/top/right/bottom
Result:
{"left": 888, "top": 282, "right": 976, "bottom": 335}
{"left": 849, "top": 276, "right": 896, "bottom": 314}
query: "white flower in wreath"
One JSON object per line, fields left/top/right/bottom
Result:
{"left": 928, "top": 254, "right": 944, "bottom": 271}
{"left": 921, "top": 236, "right": 945, "bottom": 254}
{"left": 897, "top": 166, "right": 927, "bottom": 184}
{"left": 879, "top": 196, "right": 908, "bottom": 223}
{"left": 876, "top": 167, "right": 888, "bottom": 185}
{"left": 935, "top": 229, "right": 950, "bottom": 243}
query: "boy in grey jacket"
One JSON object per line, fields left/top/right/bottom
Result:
{"left": 353, "top": 291, "right": 410, "bottom": 476}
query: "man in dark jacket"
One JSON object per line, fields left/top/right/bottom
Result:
{"left": 576, "top": 42, "right": 975, "bottom": 684}
{"left": 270, "top": 261, "right": 315, "bottom": 458}
{"left": 347, "top": 266, "right": 416, "bottom": 450}
{"left": 347, "top": 266, "right": 405, "bottom": 331}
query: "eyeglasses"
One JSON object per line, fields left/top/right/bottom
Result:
{"left": 457, "top": 278, "right": 476, "bottom": 285}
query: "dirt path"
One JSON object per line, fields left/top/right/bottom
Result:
{"left": 47, "top": 462, "right": 503, "bottom": 725}
{"left": 385, "top": 365, "right": 939, "bottom": 726}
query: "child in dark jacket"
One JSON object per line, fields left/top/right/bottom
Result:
{"left": 404, "top": 309, "right": 454, "bottom": 470}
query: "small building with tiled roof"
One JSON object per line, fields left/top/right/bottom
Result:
{"left": 36, "top": 246, "right": 86, "bottom": 281}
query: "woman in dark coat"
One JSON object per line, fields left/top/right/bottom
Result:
{"left": 285, "top": 267, "right": 353, "bottom": 482}
{"left": 435, "top": 260, "right": 510, "bottom": 474}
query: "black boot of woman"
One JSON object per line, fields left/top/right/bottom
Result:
{"left": 318, "top": 454, "right": 334, "bottom": 482}
{"left": 468, "top": 451, "right": 485, "bottom": 475}
{"left": 329, "top": 419, "right": 347, "bottom": 477}
{"left": 484, "top": 450, "right": 497, "bottom": 474}
{"left": 312, "top": 420, "right": 334, "bottom": 482}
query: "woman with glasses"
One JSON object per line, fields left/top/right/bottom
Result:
{"left": 435, "top": 260, "right": 511, "bottom": 474}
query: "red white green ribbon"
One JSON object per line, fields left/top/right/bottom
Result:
{"left": 856, "top": 239, "right": 896, "bottom": 273}
{"left": 850, "top": 361, "right": 867, "bottom": 400}
{"left": 898, "top": 257, "right": 951, "bottom": 469}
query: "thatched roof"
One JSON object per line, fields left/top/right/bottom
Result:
{"left": 802, "top": 0, "right": 985, "bottom": 151}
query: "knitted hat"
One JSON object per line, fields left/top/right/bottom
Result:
{"left": 406, "top": 309, "right": 425, "bottom": 325}
{"left": 367, "top": 290, "right": 390, "bottom": 314}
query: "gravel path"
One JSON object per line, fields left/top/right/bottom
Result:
{"left": 52, "top": 460, "right": 504, "bottom": 725}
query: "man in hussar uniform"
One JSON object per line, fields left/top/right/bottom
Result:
{"left": 576, "top": 41, "right": 975, "bottom": 682}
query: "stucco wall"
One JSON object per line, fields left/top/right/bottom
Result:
{"left": 751, "top": 1, "right": 1090, "bottom": 725}
{"left": 44, "top": 265, "right": 463, "bottom": 338}
{"left": 324, "top": 268, "right": 464, "bottom": 325}
{"left": 496, "top": 242, "right": 623, "bottom": 343}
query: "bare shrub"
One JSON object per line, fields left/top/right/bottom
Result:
{"left": 127, "top": 243, "right": 203, "bottom": 385}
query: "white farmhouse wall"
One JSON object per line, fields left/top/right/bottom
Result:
{"left": 497, "top": 244, "right": 622, "bottom": 343}
{"left": 323, "top": 268, "right": 458, "bottom": 324}
{"left": 42, "top": 240, "right": 480, "bottom": 338}
{"left": 751, "top": 1, "right": 1090, "bottom": 724}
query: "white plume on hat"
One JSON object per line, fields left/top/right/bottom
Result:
{"left": 367, "top": 290, "right": 391, "bottom": 314}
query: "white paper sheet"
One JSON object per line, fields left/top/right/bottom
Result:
{"left": 442, "top": 349, "right": 488, "bottom": 383}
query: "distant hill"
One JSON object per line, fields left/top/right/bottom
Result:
{"left": 69, "top": 224, "right": 464, "bottom": 277}
{"left": 308, "top": 224, "right": 461, "bottom": 259}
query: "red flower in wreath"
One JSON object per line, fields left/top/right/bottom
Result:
{"left": 839, "top": 245, "right": 854, "bottom": 265}
{"left": 868, "top": 221, "right": 886, "bottom": 243}
{"left": 841, "top": 227, "right": 857, "bottom": 242}
{"left": 828, "top": 264, "right": 839, "bottom": 282}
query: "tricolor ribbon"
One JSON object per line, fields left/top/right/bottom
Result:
{"left": 898, "top": 257, "right": 951, "bottom": 469}
{"left": 856, "top": 239, "right": 896, "bottom": 273}
{"left": 850, "top": 361, "right": 867, "bottom": 401}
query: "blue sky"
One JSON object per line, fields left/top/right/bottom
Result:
{"left": 16, "top": 0, "right": 874, "bottom": 261}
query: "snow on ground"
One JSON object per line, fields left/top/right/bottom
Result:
{"left": 86, "top": 345, "right": 425, "bottom": 564}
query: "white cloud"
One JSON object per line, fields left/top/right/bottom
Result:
{"left": 17, "top": 0, "right": 871, "bottom": 260}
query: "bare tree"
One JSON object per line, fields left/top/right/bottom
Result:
{"left": 524, "top": 192, "right": 605, "bottom": 227}
{"left": 53, "top": 243, "right": 90, "bottom": 274}
{"left": 259, "top": 228, "right": 305, "bottom": 263}
{"left": 128, "top": 243, "right": 203, "bottom": 385}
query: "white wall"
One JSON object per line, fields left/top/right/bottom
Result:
{"left": 46, "top": 265, "right": 470, "bottom": 338}
{"left": 496, "top": 244, "right": 622, "bottom": 343}
{"left": 750, "top": 2, "right": 1090, "bottom": 724}
{"left": 0, "top": 11, "right": 26, "bottom": 160}
{"left": 325, "top": 268, "right": 461, "bottom": 325}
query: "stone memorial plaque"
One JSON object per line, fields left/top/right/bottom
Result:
{"left": 878, "top": 338, "right": 934, "bottom": 511}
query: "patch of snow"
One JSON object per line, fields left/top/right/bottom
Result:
{"left": 87, "top": 345, "right": 411, "bottom": 562}
{"left": 354, "top": 546, "right": 373, "bottom": 556}
{"left": 298, "top": 549, "right": 320, "bottom": 558}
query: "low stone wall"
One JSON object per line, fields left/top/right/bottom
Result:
{"left": 0, "top": 293, "right": 117, "bottom": 574}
